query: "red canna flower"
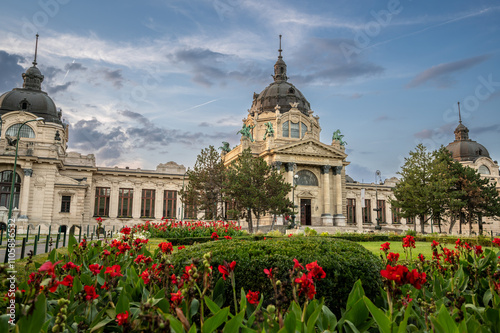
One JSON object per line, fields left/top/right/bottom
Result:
{"left": 103, "top": 249, "right": 111, "bottom": 256}
{"left": 246, "top": 290, "right": 260, "bottom": 305}
{"left": 171, "top": 291, "right": 183, "bottom": 305}
{"left": 380, "top": 242, "right": 390, "bottom": 252}
{"left": 89, "top": 264, "right": 103, "bottom": 275}
{"left": 178, "top": 245, "right": 186, "bottom": 250}
{"left": 120, "top": 226, "right": 131, "bottom": 235}
{"left": 158, "top": 242, "right": 173, "bottom": 254}
{"left": 295, "top": 273, "right": 316, "bottom": 299}
{"left": 493, "top": 238, "right": 500, "bottom": 247}
{"left": 84, "top": 285, "right": 99, "bottom": 301}
{"left": 431, "top": 240, "right": 439, "bottom": 248}
{"left": 402, "top": 235, "right": 415, "bottom": 248}
{"left": 116, "top": 311, "right": 129, "bottom": 326}
{"left": 211, "top": 232, "right": 219, "bottom": 240}
{"left": 62, "top": 262, "right": 81, "bottom": 272}
{"left": 387, "top": 252, "right": 400, "bottom": 264}
{"left": 141, "top": 270, "right": 150, "bottom": 284}
{"left": 293, "top": 258, "right": 304, "bottom": 270}
{"left": 305, "top": 261, "right": 326, "bottom": 280}
{"left": 264, "top": 268, "right": 273, "bottom": 279}
{"left": 418, "top": 254, "right": 425, "bottom": 262}
{"left": 39, "top": 260, "right": 62, "bottom": 278}
{"left": 224, "top": 235, "right": 232, "bottom": 240}
{"left": 105, "top": 265, "right": 123, "bottom": 278}
{"left": 59, "top": 275, "right": 74, "bottom": 287}
{"left": 218, "top": 261, "right": 236, "bottom": 280}
{"left": 474, "top": 245, "right": 483, "bottom": 256}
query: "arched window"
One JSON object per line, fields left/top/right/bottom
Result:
{"left": 6, "top": 124, "right": 35, "bottom": 138}
{"left": 282, "top": 121, "right": 289, "bottom": 137}
{"left": 478, "top": 165, "right": 490, "bottom": 175}
{"left": 0, "top": 171, "right": 21, "bottom": 208}
{"left": 295, "top": 170, "right": 318, "bottom": 186}
{"left": 301, "top": 122, "right": 307, "bottom": 138}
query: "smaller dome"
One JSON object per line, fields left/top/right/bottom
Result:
{"left": 446, "top": 122, "right": 490, "bottom": 161}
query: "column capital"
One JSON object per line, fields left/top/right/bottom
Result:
{"left": 274, "top": 161, "right": 282, "bottom": 170}
{"left": 332, "top": 165, "right": 343, "bottom": 175}
{"left": 285, "top": 162, "right": 296, "bottom": 172}
{"left": 321, "top": 165, "right": 331, "bottom": 174}
{"left": 23, "top": 168, "right": 33, "bottom": 177}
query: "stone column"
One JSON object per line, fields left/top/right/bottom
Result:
{"left": 132, "top": 183, "right": 142, "bottom": 219}
{"left": 321, "top": 165, "right": 333, "bottom": 225}
{"left": 333, "top": 166, "right": 346, "bottom": 226}
{"left": 387, "top": 199, "right": 393, "bottom": 225}
{"left": 356, "top": 195, "right": 363, "bottom": 231}
{"left": 109, "top": 181, "right": 119, "bottom": 219}
{"left": 155, "top": 184, "right": 164, "bottom": 220}
{"left": 286, "top": 162, "right": 296, "bottom": 202}
{"left": 19, "top": 168, "right": 33, "bottom": 218}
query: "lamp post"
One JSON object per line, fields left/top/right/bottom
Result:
{"left": 292, "top": 174, "right": 299, "bottom": 227}
{"left": 180, "top": 168, "right": 189, "bottom": 221}
{"left": 7, "top": 118, "right": 44, "bottom": 223}
{"left": 374, "top": 170, "right": 382, "bottom": 231}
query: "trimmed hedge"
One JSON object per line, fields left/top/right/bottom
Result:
{"left": 327, "top": 233, "right": 495, "bottom": 246}
{"left": 171, "top": 237, "right": 383, "bottom": 315}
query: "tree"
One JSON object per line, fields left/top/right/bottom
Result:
{"left": 390, "top": 144, "right": 459, "bottom": 233}
{"left": 180, "top": 146, "right": 225, "bottom": 220}
{"left": 224, "top": 149, "right": 292, "bottom": 233}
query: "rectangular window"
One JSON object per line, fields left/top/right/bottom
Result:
{"left": 163, "top": 190, "right": 177, "bottom": 219}
{"left": 407, "top": 216, "right": 415, "bottom": 224}
{"left": 290, "top": 122, "right": 300, "bottom": 138}
{"left": 225, "top": 200, "right": 238, "bottom": 220}
{"left": 392, "top": 207, "right": 401, "bottom": 224}
{"left": 362, "top": 199, "right": 371, "bottom": 223}
{"left": 347, "top": 198, "right": 356, "bottom": 224}
{"left": 61, "top": 196, "right": 71, "bottom": 213}
{"left": 118, "top": 188, "right": 133, "bottom": 217}
{"left": 94, "top": 187, "right": 110, "bottom": 217}
{"left": 141, "top": 189, "right": 155, "bottom": 218}
{"left": 377, "top": 200, "right": 386, "bottom": 223}
{"left": 301, "top": 122, "right": 307, "bottom": 138}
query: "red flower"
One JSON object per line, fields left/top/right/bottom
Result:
{"left": 134, "top": 254, "right": 152, "bottom": 264}
{"left": 96, "top": 217, "right": 103, "bottom": 223}
{"left": 380, "top": 242, "right": 390, "bottom": 252}
{"left": 171, "top": 291, "right": 183, "bottom": 305}
{"left": 105, "top": 265, "right": 123, "bottom": 278}
{"left": 120, "top": 226, "right": 131, "bottom": 235}
{"left": 141, "top": 270, "right": 150, "bottom": 284}
{"left": 293, "top": 258, "right": 304, "bottom": 270}
{"left": 117, "top": 243, "right": 131, "bottom": 254}
{"left": 493, "top": 238, "right": 500, "bottom": 247}
{"left": 418, "top": 254, "right": 425, "bottom": 262}
{"left": 305, "top": 261, "right": 326, "bottom": 280}
{"left": 474, "top": 245, "right": 483, "bottom": 256}
{"left": 380, "top": 264, "right": 408, "bottom": 285}
{"left": 89, "top": 264, "right": 102, "bottom": 275}
{"left": 218, "top": 261, "right": 236, "bottom": 280}
{"left": 170, "top": 274, "right": 178, "bottom": 285}
{"left": 406, "top": 269, "right": 427, "bottom": 289}
{"left": 264, "top": 268, "right": 273, "bottom": 279}
{"left": 62, "top": 262, "right": 81, "bottom": 272}
{"left": 246, "top": 290, "right": 260, "bottom": 305}
{"left": 178, "top": 245, "right": 186, "bottom": 250}
{"left": 431, "top": 240, "right": 439, "bottom": 248}
{"left": 211, "top": 232, "right": 219, "bottom": 240}
{"left": 158, "top": 242, "right": 173, "bottom": 254}
{"left": 387, "top": 252, "right": 400, "bottom": 263}
{"left": 224, "top": 235, "right": 232, "bottom": 240}
{"left": 402, "top": 235, "right": 415, "bottom": 248}
{"left": 116, "top": 311, "right": 129, "bottom": 326}
{"left": 295, "top": 273, "right": 316, "bottom": 299}
{"left": 59, "top": 275, "right": 74, "bottom": 287}
{"left": 84, "top": 285, "right": 99, "bottom": 301}
{"left": 39, "top": 260, "right": 62, "bottom": 278}
{"left": 103, "top": 250, "right": 111, "bottom": 256}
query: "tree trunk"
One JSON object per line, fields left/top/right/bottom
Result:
{"left": 419, "top": 214, "right": 425, "bottom": 234}
{"left": 271, "top": 213, "right": 276, "bottom": 231}
{"left": 448, "top": 213, "right": 456, "bottom": 234}
{"left": 459, "top": 212, "right": 464, "bottom": 234}
{"left": 247, "top": 209, "right": 253, "bottom": 233}
{"left": 478, "top": 214, "right": 483, "bottom": 236}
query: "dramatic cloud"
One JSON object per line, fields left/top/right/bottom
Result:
{"left": 102, "top": 68, "right": 124, "bottom": 88}
{"left": 406, "top": 54, "right": 491, "bottom": 88}
{"left": 414, "top": 123, "right": 456, "bottom": 141}
{"left": 47, "top": 81, "right": 73, "bottom": 95}
{"left": 471, "top": 124, "right": 500, "bottom": 134}
{"left": 64, "top": 62, "right": 87, "bottom": 71}
{"left": 0, "top": 50, "right": 25, "bottom": 91}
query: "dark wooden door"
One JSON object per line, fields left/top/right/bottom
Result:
{"left": 300, "top": 199, "right": 312, "bottom": 225}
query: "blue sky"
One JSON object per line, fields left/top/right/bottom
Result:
{"left": 1, "top": 0, "right": 499, "bottom": 182}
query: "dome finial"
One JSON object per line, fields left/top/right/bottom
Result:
{"left": 278, "top": 34, "right": 282, "bottom": 59}
{"left": 33, "top": 33, "right": 39, "bottom": 66}
{"left": 457, "top": 101, "right": 462, "bottom": 124}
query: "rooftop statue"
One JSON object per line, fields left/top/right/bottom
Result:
{"left": 219, "top": 141, "right": 231, "bottom": 153}
{"left": 332, "top": 129, "right": 347, "bottom": 146}
{"left": 263, "top": 121, "right": 274, "bottom": 140}
{"left": 237, "top": 123, "right": 255, "bottom": 142}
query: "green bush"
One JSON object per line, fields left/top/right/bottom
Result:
{"left": 171, "top": 237, "right": 383, "bottom": 315}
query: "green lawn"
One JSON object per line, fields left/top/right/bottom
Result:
{"left": 357, "top": 241, "right": 434, "bottom": 261}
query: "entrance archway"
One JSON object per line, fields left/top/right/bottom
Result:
{"left": 300, "top": 199, "right": 312, "bottom": 226}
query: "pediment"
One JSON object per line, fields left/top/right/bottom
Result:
{"left": 272, "top": 140, "right": 347, "bottom": 159}
{"left": 55, "top": 174, "right": 81, "bottom": 185}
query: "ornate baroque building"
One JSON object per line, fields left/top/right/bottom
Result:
{"left": 0, "top": 37, "right": 498, "bottom": 235}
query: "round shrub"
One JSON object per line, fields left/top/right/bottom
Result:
{"left": 171, "top": 237, "right": 383, "bottom": 315}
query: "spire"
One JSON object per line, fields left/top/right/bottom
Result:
{"left": 454, "top": 101, "right": 469, "bottom": 141}
{"left": 33, "top": 33, "right": 39, "bottom": 66}
{"left": 273, "top": 35, "right": 287, "bottom": 82}
{"left": 22, "top": 34, "right": 44, "bottom": 90}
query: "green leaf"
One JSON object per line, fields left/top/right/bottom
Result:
{"left": 363, "top": 296, "right": 391, "bottom": 333}
{"left": 188, "top": 323, "right": 197, "bottom": 333}
{"left": 204, "top": 296, "right": 221, "bottom": 314}
{"left": 283, "top": 311, "right": 296, "bottom": 333}
{"left": 483, "top": 289, "right": 492, "bottom": 307}
{"left": 223, "top": 309, "right": 245, "bottom": 333}
{"left": 0, "top": 314, "right": 10, "bottom": 333}
{"left": 20, "top": 292, "right": 46, "bottom": 333}
{"left": 116, "top": 291, "right": 130, "bottom": 314}
{"left": 190, "top": 298, "right": 200, "bottom": 319}
{"left": 73, "top": 275, "right": 83, "bottom": 293}
{"left": 202, "top": 307, "right": 229, "bottom": 333}
{"left": 397, "top": 303, "right": 412, "bottom": 333}
{"left": 90, "top": 318, "right": 114, "bottom": 332}
{"left": 68, "top": 234, "right": 77, "bottom": 256}
{"left": 213, "top": 278, "right": 225, "bottom": 307}
{"left": 306, "top": 301, "right": 323, "bottom": 333}
{"left": 430, "top": 304, "right": 458, "bottom": 333}
{"left": 344, "top": 319, "right": 361, "bottom": 333}
{"left": 165, "top": 314, "right": 185, "bottom": 333}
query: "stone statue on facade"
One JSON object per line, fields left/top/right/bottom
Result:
{"left": 219, "top": 141, "right": 231, "bottom": 153}
{"left": 237, "top": 123, "right": 255, "bottom": 142}
{"left": 332, "top": 129, "right": 347, "bottom": 146}
{"left": 263, "top": 121, "right": 274, "bottom": 140}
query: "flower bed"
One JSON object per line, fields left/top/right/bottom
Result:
{"left": 1, "top": 229, "right": 500, "bottom": 332}
{"left": 133, "top": 219, "right": 247, "bottom": 239}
